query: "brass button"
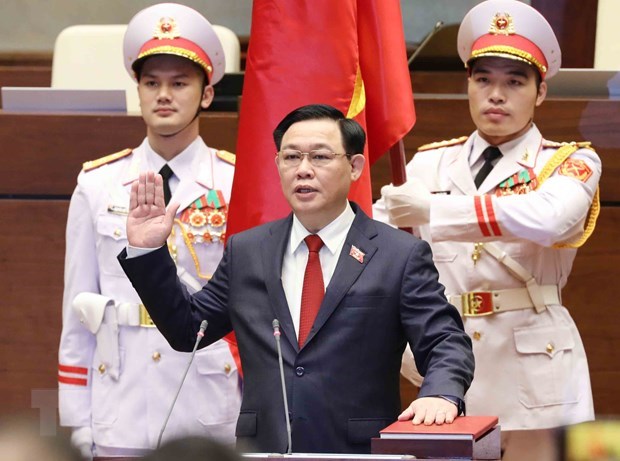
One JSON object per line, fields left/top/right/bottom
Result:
{"left": 546, "top": 342, "right": 555, "bottom": 354}
{"left": 114, "top": 228, "right": 122, "bottom": 237}
{"left": 472, "top": 331, "right": 482, "bottom": 341}
{"left": 224, "top": 363, "right": 232, "bottom": 374}
{"left": 98, "top": 364, "right": 106, "bottom": 374}
{"left": 152, "top": 351, "right": 161, "bottom": 362}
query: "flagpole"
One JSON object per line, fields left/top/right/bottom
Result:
{"left": 388, "top": 139, "right": 413, "bottom": 234}
{"left": 388, "top": 139, "right": 407, "bottom": 186}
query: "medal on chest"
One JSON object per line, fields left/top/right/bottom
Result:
{"left": 496, "top": 167, "right": 538, "bottom": 196}
{"left": 167, "top": 189, "right": 228, "bottom": 280}
{"left": 178, "top": 189, "right": 228, "bottom": 244}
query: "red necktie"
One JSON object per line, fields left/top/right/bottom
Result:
{"left": 298, "top": 235, "right": 324, "bottom": 347}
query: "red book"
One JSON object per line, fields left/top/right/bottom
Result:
{"left": 379, "top": 416, "right": 498, "bottom": 440}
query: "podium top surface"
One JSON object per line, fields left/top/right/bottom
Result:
{"left": 245, "top": 455, "right": 416, "bottom": 459}
{"left": 96, "top": 456, "right": 496, "bottom": 461}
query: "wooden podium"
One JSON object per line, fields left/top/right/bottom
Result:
{"left": 246, "top": 453, "right": 497, "bottom": 461}
{"left": 97, "top": 452, "right": 498, "bottom": 461}
{"left": 94, "top": 417, "right": 502, "bottom": 460}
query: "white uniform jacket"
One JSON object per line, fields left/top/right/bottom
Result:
{"left": 58, "top": 137, "right": 242, "bottom": 449}
{"left": 375, "top": 125, "right": 599, "bottom": 431}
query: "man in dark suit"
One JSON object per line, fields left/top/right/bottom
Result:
{"left": 119, "top": 104, "right": 474, "bottom": 454}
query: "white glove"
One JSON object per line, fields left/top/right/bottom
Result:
{"left": 381, "top": 181, "right": 431, "bottom": 227}
{"left": 71, "top": 426, "right": 94, "bottom": 460}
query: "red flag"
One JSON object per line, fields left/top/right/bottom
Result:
{"left": 227, "top": 0, "right": 415, "bottom": 235}
{"left": 357, "top": 0, "right": 416, "bottom": 165}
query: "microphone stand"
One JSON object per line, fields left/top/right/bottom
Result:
{"left": 272, "top": 319, "right": 292, "bottom": 454}
{"left": 157, "top": 320, "right": 208, "bottom": 448}
{"left": 408, "top": 21, "right": 444, "bottom": 66}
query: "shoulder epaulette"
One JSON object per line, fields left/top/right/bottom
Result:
{"left": 542, "top": 140, "right": 594, "bottom": 151}
{"left": 417, "top": 136, "right": 468, "bottom": 152}
{"left": 82, "top": 148, "right": 133, "bottom": 172}
{"left": 216, "top": 149, "right": 236, "bottom": 165}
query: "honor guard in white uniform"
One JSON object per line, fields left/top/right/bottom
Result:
{"left": 376, "top": 1, "right": 599, "bottom": 459}
{"left": 58, "top": 4, "right": 242, "bottom": 458}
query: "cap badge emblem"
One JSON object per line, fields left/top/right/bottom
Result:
{"left": 154, "top": 17, "right": 180, "bottom": 39}
{"left": 489, "top": 12, "right": 515, "bottom": 36}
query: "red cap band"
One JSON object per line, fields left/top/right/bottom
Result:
{"left": 136, "top": 37, "right": 213, "bottom": 79}
{"left": 470, "top": 33, "right": 548, "bottom": 78}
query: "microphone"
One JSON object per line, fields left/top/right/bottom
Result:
{"left": 408, "top": 21, "right": 444, "bottom": 66}
{"left": 157, "top": 320, "right": 208, "bottom": 448}
{"left": 272, "top": 319, "right": 292, "bottom": 454}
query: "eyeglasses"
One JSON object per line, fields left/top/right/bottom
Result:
{"left": 276, "top": 149, "right": 349, "bottom": 168}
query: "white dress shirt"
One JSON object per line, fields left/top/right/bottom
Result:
{"left": 281, "top": 202, "right": 355, "bottom": 338}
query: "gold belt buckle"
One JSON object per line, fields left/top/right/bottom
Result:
{"left": 139, "top": 304, "right": 156, "bottom": 327}
{"left": 461, "top": 292, "right": 494, "bottom": 317}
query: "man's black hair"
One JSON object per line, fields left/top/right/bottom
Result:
{"left": 273, "top": 104, "right": 366, "bottom": 155}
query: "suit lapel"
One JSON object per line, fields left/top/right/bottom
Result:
{"left": 261, "top": 215, "right": 299, "bottom": 351}
{"left": 302, "top": 206, "right": 378, "bottom": 347}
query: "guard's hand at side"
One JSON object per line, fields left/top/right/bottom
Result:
{"left": 126, "top": 171, "right": 178, "bottom": 248}
{"left": 398, "top": 397, "right": 457, "bottom": 426}
{"left": 381, "top": 181, "right": 431, "bottom": 227}
{"left": 70, "top": 426, "right": 93, "bottom": 460}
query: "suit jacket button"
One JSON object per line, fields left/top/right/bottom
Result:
{"left": 295, "top": 366, "right": 305, "bottom": 377}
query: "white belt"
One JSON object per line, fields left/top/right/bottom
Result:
{"left": 448, "top": 285, "right": 560, "bottom": 317}
{"left": 116, "top": 302, "right": 156, "bottom": 327}
{"left": 73, "top": 294, "right": 155, "bottom": 381}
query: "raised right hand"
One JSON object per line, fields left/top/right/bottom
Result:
{"left": 126, "top": 171, "right": 179, "bottom": 248}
